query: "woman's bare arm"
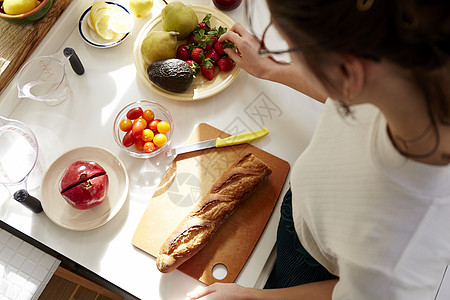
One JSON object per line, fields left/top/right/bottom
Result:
{"left": 219, "top": 23, "right": 327, "bottom": 102}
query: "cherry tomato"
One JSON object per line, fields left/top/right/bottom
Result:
{"left": 142, "top": 109, "right": 155, "bottom": 123}
{"left": 141, "top": 129, "right": 154, "bottom": 142}
{"left": 153, "top": 133, "right": 167, "bottom": 148}
{"left": 149, "top": 119, "right": 160, "bottom": 131}
{"left": 126, "top": 107, "right": 143, "bottom": 120}
{"left": 119, "top": 118, "right": 132, "bottom": 132}
{"left": 134, "top": 139, "right": 144, "bottom": 151}
{"left": 132, "top": 118, "right": 147, "bottom": 138}
{"left": 157, "top": 121, "right": 171, "bottom": 134}
{"left": 122, "top": 130, "right": 135, "bottom": 147}
{"left": 143, "top": 142, "right": 156, "bottom": 153}
{"left": 133, "top": 117, "right": 148, "bottom": 127}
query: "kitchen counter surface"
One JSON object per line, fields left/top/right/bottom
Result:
{"left": 0, "top": 1, "right": 324, "bottom": 299}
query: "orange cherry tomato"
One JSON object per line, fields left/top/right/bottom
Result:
{"left": 157, "top": 121, "right": 171, "bottom": 134}
{"left": 153, "top": 133, "right": 167, "bottom": 148}
{"left": 149, "top": 119, "right": 160, "bottom": 131}
{"left": 132, "top": 118, "right": 147, "bottom": 138}
{"left": 143, "top": 142, "right": 156, "bottom": 153}
{"left": 119, "top": 118, "right": 132, "bottom": 132}
{"left": 143, "top": 109, "right": 155, "bottom": 123}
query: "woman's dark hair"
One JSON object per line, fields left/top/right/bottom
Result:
{"left": 267, "top": 0, "right": 450, "bottom": 159}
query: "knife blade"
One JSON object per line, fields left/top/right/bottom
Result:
{"left": 173, "top": 128, "right": 270, "bottom": 156}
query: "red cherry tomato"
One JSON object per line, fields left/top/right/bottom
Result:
{"left": 143, "top": 142, "right": 156, "bottom": 153}
{"left": 119, "top": 118, "right": 132, "bottom": 132}
{"left": 122, "top": 130, "right": 135, "bottom": 147}
{"left": 126, "top": 107, "right": 143, "bottom": 120}
{"left": 132, "top": 118, "right": 147, "bottom": 138}
{"left": 134, "top": 139, "right": 144, "bottom": 151}
{"left": 149, "top": 119, "right": 160, "bottom": 131}
{"left": 143, "top": 110, "right": 155, "bottom": 123}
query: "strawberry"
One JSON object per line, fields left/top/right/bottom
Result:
{"left": 176, "top": 44, "right": 190, "bottom": 60}
{"left": 200, "top": 54, "right": 215, "bottom": 80}
{"left": 185, "top": 59, "right": 196, "bottom": 67}
{"left": 205, "top": 49, "right": 220, "bottom": 64}
{"left": 218, "top": 57, "right": 234, "bottom": 71}
{"left": 188, "top": 33, "right": 199, "bottom": 45}
{"left": 195, "top": 29, "right": 214, "bottom": 50}
{"left": 185, "top": 59, "right": 200, "bottom": 77}
{"left": 190, "top": 47, "right": 204, "bottom": 63}
{"left": 214, "top": 42, "right": 225, "bottom": 55}
{"left": 197, "top": 14, "right": 211, "bottom": 31}
{"left": 198, "top": 21, "right": 210, "bottom": 31}
{"left": 205, "top": 36, "right": 219, "bottom": 50}
{"left": 201, "top": 64, "right": 215, "bottom": 80}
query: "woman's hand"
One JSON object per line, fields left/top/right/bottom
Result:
{"left": 186, "top": 283, "right": 254, "bottom": 300}
{"left": 186, "top": 279, "right": 338, "bottom": 300}
{"left": 219, "top": 22, "right": 327, "bottom": 102}
{"left": 219, "top": 22, "right": 284, "bottom": 80}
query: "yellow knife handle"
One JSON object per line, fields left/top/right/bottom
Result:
{"left": 215, "top": 128, "right": 270, "bottom": 147}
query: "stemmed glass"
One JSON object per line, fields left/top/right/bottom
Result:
{"left": 0, "top": 116, "right": 43, "bottom": 213}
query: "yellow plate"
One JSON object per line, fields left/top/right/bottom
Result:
{"left": 41, "top": 147, "right": 129, "bottom": 231}
{"left": 133, "top": 5, "right": 241, "bottom": 101}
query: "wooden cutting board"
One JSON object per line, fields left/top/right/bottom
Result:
{"left": 0, "top": 0, "right": 73, "bottom": 95}
{"left": 132, "top": 123, "right": 290, "bottom": 285}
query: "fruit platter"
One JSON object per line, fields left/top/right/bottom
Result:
{"left": 133, "top": 5, "right": 241, "bottom": 101}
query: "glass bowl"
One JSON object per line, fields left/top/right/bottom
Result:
{"left": 113, "top": 100, "right": 174, "bottom": 159}
{"left": 0, "top": 0, "right": 53, "bottom": 24}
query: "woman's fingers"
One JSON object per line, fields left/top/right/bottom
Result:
{"left": 186, "top": 285, "right": 214, "bottom": 299}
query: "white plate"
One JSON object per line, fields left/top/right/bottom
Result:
{"left": 78, "top": 2, "right": 130, "bottom": 48}
{"left": 41, "top": 146, "right": 129, "bottom": 231}
{"left": 133, "top": 5, "right": 241, "bottom": 101}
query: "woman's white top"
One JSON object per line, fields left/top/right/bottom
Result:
{"left": 291, "top": 99, "right": 450, "bottom": 299}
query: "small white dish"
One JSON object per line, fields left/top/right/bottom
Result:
{"left": 78, "top": 1, "right": 131, "bottom": 48}
{"left": 41, "top": 146, "right": 129, "bottom": 231}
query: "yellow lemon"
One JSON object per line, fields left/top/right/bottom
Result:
{"left": 108, "top": 11, "right": 134, "bottom": 34}
{"left": 90, "top": 1, "right": 108, "bottom": 23}
{"left": 129, "top": 0, "right": 153, "bottom": 18}
{"left": 94, "top": 14, "right": 116, "bottom": 40}
{"left": 86, "top": 12, "right": 95, "bottom": 31}
{"left": 3, "top": 0, "right": 38, "bottom": 15}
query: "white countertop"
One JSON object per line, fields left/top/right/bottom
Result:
{"left": 0, "top": 1, "right": 324, "bottom": 299}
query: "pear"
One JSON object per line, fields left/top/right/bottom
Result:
{"left": 161, "top": 1, "right": 198, "bottom": 40}
{"left": 141, "top": 31, "right": 178, "bottom": 65}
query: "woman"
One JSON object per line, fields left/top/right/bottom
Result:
{"left": 187, "top": 0, "right": 450, "bottom": 299}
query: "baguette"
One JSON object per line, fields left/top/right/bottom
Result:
{"left": 156, "top": 153, "right": 272, "bottom": 273}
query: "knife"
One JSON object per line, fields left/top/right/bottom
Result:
{"left": 173, "top": 128, "right": 270, "bottom": 156}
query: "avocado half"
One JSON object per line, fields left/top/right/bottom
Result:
{"left": 147, "top": 59, "right": 194, "bottom": 93}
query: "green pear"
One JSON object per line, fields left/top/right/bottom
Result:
{"left": 161, "top": 1, "right": 198, "bottom": 40}
{"left": 141, "top": 31, "right": 178, "bottom": 65}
